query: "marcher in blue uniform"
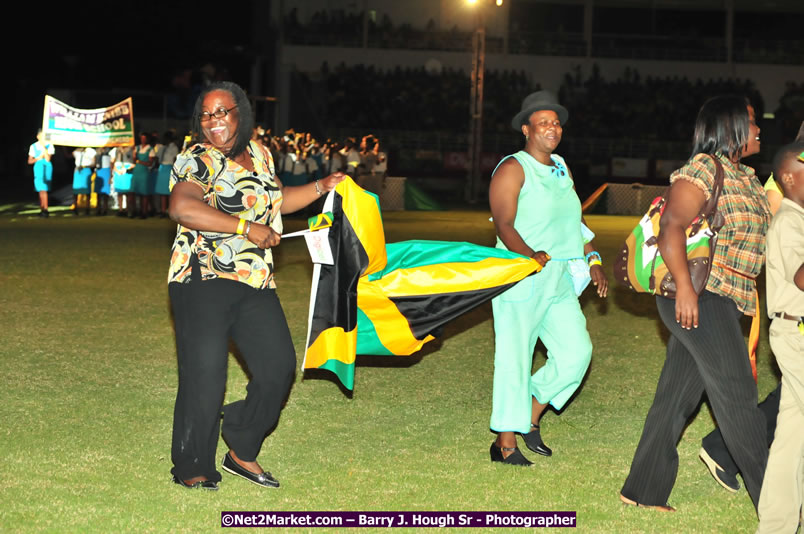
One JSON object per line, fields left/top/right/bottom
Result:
{"left": 72, "top": 147, "right": 96, "bottom": 215}
{"left": 132, "top": 133, "right": 155, "bottom": 218}
{"left": 28, "top": 129, "right": 54, "bottom": 217}
{"left": 94, "top": 147, "right": 112, "bottom": 215}
{"left": 154, "top": 130, "right": 179, "bottom": 217}
{"left": 112, "top": 145, "right": 135, "bottom": 216}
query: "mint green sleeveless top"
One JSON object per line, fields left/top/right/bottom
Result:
{"left": 494, "top": 151, "right": 584, "bottom": 260}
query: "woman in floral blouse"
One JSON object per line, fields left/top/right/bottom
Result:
{"left": 167, "top": 81, "right": 344, "bottom": 491}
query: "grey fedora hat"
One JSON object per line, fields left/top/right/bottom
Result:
{"left": 511, "top": 90, "right": 568, "bottom": 131}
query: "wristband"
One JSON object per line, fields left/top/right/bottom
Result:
{"left": 244, "top": 221, "right": 252, "bottom": 238}
{"left": 588, "top": 259, "right": 602, "bottom": 267}
{"left": 236, "top": 218, "right": 246, "bottom": 235}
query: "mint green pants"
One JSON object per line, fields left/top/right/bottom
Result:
{"left": 490, "top": 261, "right": 592, "bottom": 434}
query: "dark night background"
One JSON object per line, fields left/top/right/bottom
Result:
{"left": 7, "top": 0, "right": 804, "bottom": 205}
{"left": 8, "top": 1, "right": 267, "bottom": 201}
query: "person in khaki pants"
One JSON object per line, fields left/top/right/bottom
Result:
{"left": 757, "top": 142, "right": 804, "bottom": 533}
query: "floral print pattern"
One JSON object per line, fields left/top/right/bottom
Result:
{"left": 167, "top": 141, "right": 283, "bottom": 289}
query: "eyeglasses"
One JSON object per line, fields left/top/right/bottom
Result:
{"left": 200, "top": 106, "right": 237, "bottom": 122}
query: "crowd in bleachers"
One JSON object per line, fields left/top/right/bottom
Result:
{"left": 558, "top": 65, "right": 765, "bottom": 141}
{"left": 308, "top": 62, "right": 777, "bottom": 143}
{"left": 284, "top": 7, "right": 802, "bottom": 64}
{"left": 775, "top": 81, "right": 804, "bottom": 141}
{"left": 285, "top": 8, "right": 484, "bottom": 51}
{"left": 317, "top": 62, "right": 539, "bottom": 134}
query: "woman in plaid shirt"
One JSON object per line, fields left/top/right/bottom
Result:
{"left": 620, "top": 95, "right": 771, "bottom": 512}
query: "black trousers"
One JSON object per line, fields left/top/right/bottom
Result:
{"left": 701, "top": 383, "right": 781, "bottom": 476}
{"left": 168, "top": 273, "right": 296, "bottom": 482}
{"left": 621, "top": 291, "right": 768, "bottom": 509}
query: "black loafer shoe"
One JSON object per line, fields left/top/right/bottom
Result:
{"left": 172, "top": 475, "right": 219, "bottom": 491}
{"left": 699, "top": 447, "right": 740, "bottom": 493}
{"left": 222, "top": 452, "right": 280, "bottom": 488}
{"left": 490, "top": 442, "right": 533, "bottom": 466}
{"left": 522, "top": 425, "right": 552, "bottom": 457}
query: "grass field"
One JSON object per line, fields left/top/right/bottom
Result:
{"left": 0, "top": 205, "right": 779, "bottom": 533}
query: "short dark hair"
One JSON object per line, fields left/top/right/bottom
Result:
{"left": 690, "top": 95, "right": 752, "bottom": 161}
{"left": 191, "top": 81, "right": 253, "bottom": 158}
{"left": 772, "top": 141, "right": 804, "bottom": 194}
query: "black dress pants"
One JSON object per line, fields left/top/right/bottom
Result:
{"left": 169, "top": 274, "right": 296, "bottom": 482}
{"left": 701, "top": 383, "right": 781, "bottom": 476}
{"left": 621, "top": 291, "right": 768, "bottom": 509}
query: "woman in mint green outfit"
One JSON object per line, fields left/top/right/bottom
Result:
{"left": 488, "top": 91, "right": 608, "bottom": 466}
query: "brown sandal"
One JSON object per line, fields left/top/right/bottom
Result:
{"left": 619, "top": 493, "right": 675, "bottom": 512}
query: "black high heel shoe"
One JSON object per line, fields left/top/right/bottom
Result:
{"left": 490, "top": 442, "right": 532, "bottom": 466}
{"left": 521, "top": 423, "right": 552, "bottom": 457}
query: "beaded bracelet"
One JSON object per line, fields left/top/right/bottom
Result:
{"left": 314, "top": 180, "right": 323, "bottom": 196}
{"left": 585, "top": 251, "right": 602, "bottom": 265}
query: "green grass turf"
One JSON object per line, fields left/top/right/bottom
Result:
{"left": 0, "top": 207, "right": 779, "bottom": 533}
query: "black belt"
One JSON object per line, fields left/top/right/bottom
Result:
{"left": 773, "top": 312, "right": 802, "bottom": 322}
